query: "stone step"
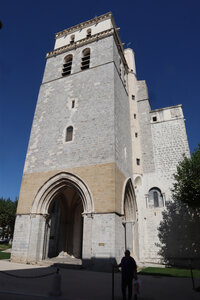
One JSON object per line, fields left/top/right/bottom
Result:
{"left": 38, "top": 257, "right": 83, "bottom": 270}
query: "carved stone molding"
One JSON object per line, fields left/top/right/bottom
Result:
{"left": 55, "top": 12, "right": 112, "bottom": 39}
{"left": 46, "top": 28, "right": 114, "bottom": 58}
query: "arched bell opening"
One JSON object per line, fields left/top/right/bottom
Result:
{"left": 45, "top": 186, "right": 84, "bottom": 260}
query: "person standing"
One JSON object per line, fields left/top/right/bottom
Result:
{"left": 117, "top": 250, "right": 137, "bottom": 300}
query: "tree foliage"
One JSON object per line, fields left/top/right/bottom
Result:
{"left": 172, "top": 144, "right": 200, "bottom": 208}
{"left": 0, "top": 198, "right": 18, "bottom": 238}
{"left": 157, "top": 144, "right": 200, "bottom": 266}
{"left": 157, "top": 200, "right": 200, "bottom": 266}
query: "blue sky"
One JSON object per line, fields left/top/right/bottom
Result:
{"left": 0, "top": 0, "right": 200, "bottom": 201}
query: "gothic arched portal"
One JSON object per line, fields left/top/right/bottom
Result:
{"left": 122, "top": 178, "right": 138, "bottom": 258}
{"left": 45, "top": 187, "right": 83, "bottom": 259}
{"left": 31, "top": 172, "right": 93, "bottom": 261}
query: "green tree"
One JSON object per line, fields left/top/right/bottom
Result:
{"left": 157, "top": 144, "right": 200, "bottom": 266}
{"left": 172, "top": 144, "right": 200, "bottom": 208}
{"left": 0, "top": 198, "right": 18, "bottom": 239}
{"left": 157, "top": 200, "right": 200, "bottom": 265}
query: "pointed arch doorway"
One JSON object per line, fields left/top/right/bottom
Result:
{"left": 31, "top": 172, "right": 93, "bottom": 262}
{"left": 45, "top": 186, "right": 83, "bottom": 259}
{"left": 123, "top": 178, "right": 138, "bottom": 257}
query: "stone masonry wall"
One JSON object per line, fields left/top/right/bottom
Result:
{"left": 151, "top": 118, "right": 190, "bottom": 180}
{"left": 24, "top": 38, "right": 116, "bottom": 174}
{"left": 90, "top": 213, "right": 124, "bottom": 264}
{"left": 42, "top": 35, "right": 114, "bottom": 83}
{"left": 136, "top": 105, "right": 190, "bottom": 262}
{"left": 137, "top": 99, "right": 155, "bottom": 173}
{"left": 114, "top": 59, "right": 132, "bottom": 179}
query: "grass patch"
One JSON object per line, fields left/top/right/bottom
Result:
{"left": 0, "top": 243, "right": 11, "bottom": 260}
{"left": 0, "top": 251, "right": 11, "bottom": 260}
{"left": 0, "top": 244, "right": 11, "bottom": 251}
{"left": 140, "top": 267, "right": 200, "bottom": 279}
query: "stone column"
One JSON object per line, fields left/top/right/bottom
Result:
{"left": 11, "top": 214, "right": 31, "bottom": 263}
{"left": 125, "top": 221, "right": 133, "bottom": 252}
{"left": 27, "top": 214, "right": 46, "bottom": 262}
{"left": 82, "top": 213, "right": 93, "bottom": 261}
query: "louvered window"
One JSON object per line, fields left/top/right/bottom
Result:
{"left": 62, "top": 55, "right": 73, "bottom": 76}
{"left": 81, "top": 48, "right": 90, "bottom": 70}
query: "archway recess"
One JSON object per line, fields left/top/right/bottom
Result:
{"left": 122, "top": 178, "right": 138, "bottom": 256}
{"left": 31, "top": 172, "right": 93, "bottom": 215}
{"left": 31, "top": 172, "right": 94, "bottom": 260}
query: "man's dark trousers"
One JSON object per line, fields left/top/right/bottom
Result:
{"left": 122, "top": 278, "right": 133, "bottom": 300}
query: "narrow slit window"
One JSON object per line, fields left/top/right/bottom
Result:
{"left": 62, "top": 54, "right": 73, "bottom": 76}
{"left": 132, "top": 95, "right": 135, "bottom": 100}
{"left": 72, "top": 100, "right": 75, "bottom": 108}
{"left": 119, "top": 58, "right": 122, "bottom": 76}
{"left": 81, "top": 48, "right": 90, "bottom": 70}
{"left": 124, "top": 71, "right": 126, "bottom": 84}
{"left": 135, "top": 132, "right": 138, "bottom": 138}
{"left": 136, "top": 158, "right": 140, "bottom": 165}
{"left": 134, "top": 114, "right": 136, "bottom": 119}
{"left": 66, "top": 126, "right": 73, "bottom": 142}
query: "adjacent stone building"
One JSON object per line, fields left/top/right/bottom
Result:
{"left": 11, "top": 12, "right": 190, "bottom": 267}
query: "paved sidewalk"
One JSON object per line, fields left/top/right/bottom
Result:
{"left": 0, "top": 260, "right": 199, "bottom": 299}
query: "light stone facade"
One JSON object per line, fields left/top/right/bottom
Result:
{"left": 12, "top": 12, "right": 190, "bottom": 268}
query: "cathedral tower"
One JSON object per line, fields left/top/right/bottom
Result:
{"left": 12, "top": 12, "right": 190, "bottom": 267}
{"left": 12, "top": 13, "right": 137, "bottom": 266}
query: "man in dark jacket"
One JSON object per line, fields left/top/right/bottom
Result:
{"left": 117, "top": 250, "right": 137, "bottom": 300}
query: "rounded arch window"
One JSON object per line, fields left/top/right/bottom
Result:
{"left": 148, "top": 187, "right": 164, "bottom": 208}
{"left": 81, "top": 48, "right": 90, "bottom": 70}
{"left": 62, "top": 54, "right": 73, "bottom": 76}
{"left": 65, "top": 126, "right": 73, "bottom": 142}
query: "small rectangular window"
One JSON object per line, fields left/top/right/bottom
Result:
{"left": 132, "top": 95, "right": 135, "bottom": 100}
{"left": 136, "top": 158, "right": 140, "bottom": 165}
{"left": 135, "top": 132, "right": 138, "bottom": 138}
{"left": 152, "top": 116, "right": 157, "bottom": 122}
{"left": 134, "top": 114, "right": 136, "bottom": 119}
{"left": 72, "top": 100, "right": 75, "bottom": 108}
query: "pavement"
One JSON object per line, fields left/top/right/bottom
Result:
{"left": 0, "top": 259, "right": 199, "bottom": 300}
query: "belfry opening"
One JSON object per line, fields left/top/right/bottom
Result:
{"left": 43, "top": 186, "right": 83, "bottom": 260}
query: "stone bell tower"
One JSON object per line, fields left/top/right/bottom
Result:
{"left": 12, "top": 12, "right": 138, "bottom": 267}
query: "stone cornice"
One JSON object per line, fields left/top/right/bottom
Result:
{"left": 46, "top": 28, "right": 114, "bottom": 58}
{"left": 47, "top": 14, "right": 128, "bottom": 72}
{"left": 150, "top": 104, "right": 182, "bottom": 113}
{"left": 55, "top": 12, "right": 112, "bottom": 39}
